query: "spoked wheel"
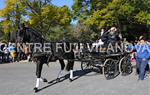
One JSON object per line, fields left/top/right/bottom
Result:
{"left": 119, "top": 56, "right": 133, "bottom": 76}
{"left": 103, "top": 59, "right": 120, "bottom": 80}
{"left": 81, "top": 60, "right": 93, "bottom": 71}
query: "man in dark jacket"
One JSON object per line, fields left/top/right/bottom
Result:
{"left": 100, "top": 27, "right": 120, "bottom": 52}
{"left": 107, "top": 27, "right": 120, "bottom": 45}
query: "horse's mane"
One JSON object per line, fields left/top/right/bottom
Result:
{"left": 26, "top": 28, "right": 47, "bottom": 43}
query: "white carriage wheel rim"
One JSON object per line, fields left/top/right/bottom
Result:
{"left": 118, "top": 56, "right": 126, "bottom": 73}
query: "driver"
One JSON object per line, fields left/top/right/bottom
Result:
{"left": 107, "top": 27, "right": 120, "bottom": 45}
{"left": 100, "top": 27, "right": 121, "bottom": 53}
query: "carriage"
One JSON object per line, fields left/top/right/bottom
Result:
{"left": 79, "top": 43, "right": 133, "bottom": 80}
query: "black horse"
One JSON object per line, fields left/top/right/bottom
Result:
{"left": 16, "top": 25, "right": 75, "bottom": 92}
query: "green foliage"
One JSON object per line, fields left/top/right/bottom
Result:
{"left": 73, "top": 22, "right": 97, "bottom": 42}
{"left": 71, "top": 0, "right": 150, "bottom": 41}
{"left": 24, "top": 0, "right": 72, "bottom": 39}
{"left": 73, "top": 0, "right": 150, "bottom": 29}
{"left": 0, "top": 0, "right": 26, "bottom": 33}
{"left": 0, "top": 0, "right": 73, "bottom": 41}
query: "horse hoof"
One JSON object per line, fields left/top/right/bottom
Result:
{"left": 43, "top": 78, "right": 48, "bottom": 82}
{"left": 69, "top": 78, "right": 73, "bottom": 82}
{"left": 34, "top": 87, "right": 38, "bottom": 93}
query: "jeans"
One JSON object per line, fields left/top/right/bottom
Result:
{"left": 136, "top": 58, "right": 148, "bottom": 80}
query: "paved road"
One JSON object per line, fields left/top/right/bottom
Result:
{"left": 0, "top": 61, "right": 149, "bottom": 95}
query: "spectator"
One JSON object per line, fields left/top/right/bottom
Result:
{"left": 128, "top": 36, "right": 150, "bottom": 80}
{"left": 8, "top": 43, "right": 16, "bottom": 62}
{"left": 3, "top": 44, "right": 9, "bottom": 63}
{"left": 16, "top": 44, "right": 24, "bottom": 62}
{"left": 0, "top": 42, "right": 6, "bottom": 63}
{"left": 23, "top": 44, "right": 29, "bottom": 60}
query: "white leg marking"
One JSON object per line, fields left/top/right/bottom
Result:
{"left": 57, "top": 70, "right": 63, "bottom": 78}
{"left": 36, "top": 78, "right": 40, "bottom": 88}
{"left": 70, "top": 70, "right": 73, "bottom": 79}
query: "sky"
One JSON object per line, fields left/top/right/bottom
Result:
{"left": 0, "top": 0, "right": 5, "bottom": 9}
{"left": 0, "top": 0, "right": 74, "bottom": 9}
{"left": 52, "top": 0, "right": 73, "bottom": 9}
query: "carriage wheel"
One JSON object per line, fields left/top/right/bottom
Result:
{"left": 81, "top": 60, "right": 93, "bottom": 71}
{"left": 103, "top": 59, "right": 120, "bottom": 80}
{"left": 119, "top": 56, "right": 133, "bottom": 76}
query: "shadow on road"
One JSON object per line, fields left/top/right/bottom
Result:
{"left": 36, "top": 69, "right": 92, "bottom": 93}
{"left": 72, "top": 69, "right": 92, "bottom": 81}
{"left": 36, "top": 75, "right": 69, "bottom": 93}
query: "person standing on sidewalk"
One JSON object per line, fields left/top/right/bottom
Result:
{"left": 128, "top": 36, "right": 150, "bottom": 80}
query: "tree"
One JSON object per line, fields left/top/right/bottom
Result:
{"left": 73, "top": 22, "right": 97, "bottom": 42}
{"left": 72, "top": 0, "right": 150, "bottom": 39}
{"left": 0, "top": 0, "right": 72, "bottom": 41}
{"left": 0, "top": 0, "right": 27, "bottom": 42}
